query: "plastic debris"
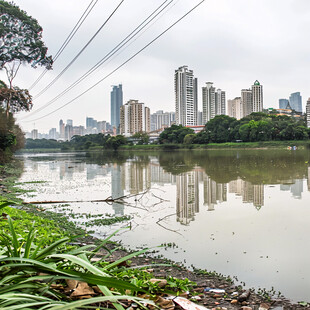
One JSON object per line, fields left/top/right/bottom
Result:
{"left": 168, "top": 296, "right": 210, "bottom": 310}
{"left": 209, "top": 289, "right": 225, "bottom": 294}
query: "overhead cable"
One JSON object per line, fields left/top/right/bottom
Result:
{"left": 33, "top": 0, "right": 125, "bottom": 100}
{"left": 22, "top": 0, "right": 174, "bottom": 119}
{"left": 24, "top": 0, "right": 205, "bottom": 123}
{"left": 28, "top": 0, "right": 99, "bottom": 91}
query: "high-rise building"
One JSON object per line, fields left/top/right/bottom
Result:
{"left": 251, "top": 80, "right": 263, "bottom": 112}
{"left": 215, "top": 89, "right": 226, "bottom": 115}
{"left": 202, "top": 82, "right": 215, "bottom": 124}
{"left": 279, "top": 98, "right": 290, "bottom": 109}
{"left": 110, "top": 84, "right": 123, "bottom": 131}
{"left": 227, "top": 97, "right": 243, "bottom": 120}
{"left": 67, "top": 119, "right": 73, "bottom": 126}
{"left": 59, "top": 119, "right": 65, "bottom": 140}
{"left": 241, "top": 89, "right": 253, "bottom": 117}
{"left": 202, "top": 82, "right": 226, "bottom": 124}
{"left": 49, "top": 128, "right": 57, "bottom": 140}
{"left": 174, "top": 66, "right": 198, "bottom": 126}
{"left": 289, "top": 92, "right": 302, "bottom": 112}
{"left": 150, "top": 110, "right": 175, "bottom": 131}
{"left": 120, "top": 99, "right": 150, "bottom": 136}
{"left": 306, "top": 98, "right": 310, "bottom": 128}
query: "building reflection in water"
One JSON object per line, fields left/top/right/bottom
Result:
{"left": 52, "top": 156, "right": 310, "bottom": 221}
{"left": 229, "top": 179, "right": 264, "bottom": 209}
{"left": 204, "top": 174, "right": 227, "bottom": 211}
{"left": 176, "top": 170, "right": 200, "bottom": 225}
{"left": 280, "top": 179, "right": 303, "bottom": 199}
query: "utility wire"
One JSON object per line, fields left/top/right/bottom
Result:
{"left": 33, "top": 0, "right": 125, "bottom": 100}
{"left": 28, "top": 0, "right": 98, "bottom": 91}
{"left": 22, "top": 0, "right": 174, "bottom": 119}
{"left": 25, "top": 0, "right": 205, "bottom": 123}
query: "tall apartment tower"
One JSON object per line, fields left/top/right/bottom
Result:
{"left": 227, "top": 97, "right": 243, "bottom": 120}
{"left": 215, "top": 89, "right": 226, "bottom": 115}
{"left": 251, "top": 80, "right": 263, "bottom": 112}
{"left": 306, "top": 98, "right": 310, "bottom": 128}
{"left": 59, "top": 119, "right": 65, "bottom": 140}
{"left": 202, "top": 83, "right": 226, "bottom": 124}
{"left": 241, "top": 89, "right": 253, "bottom": 117}
{"left": 174, "top": 66, "right": 198, "bottom": 126}
{"left": 120, "top": 99, "right": 150, "bottom": 136}
{"left": 110, "top": 84, "right": 123, "bottom": 130}
{"left": 289, "top": 92, "right": 302, "bottom": 112}
{"left": 202, "top": 82, "right": 216, "bottom": 124}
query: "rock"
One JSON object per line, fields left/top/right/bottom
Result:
{"left": 241, "top": 307, "right": 252, "bottom": 310}
{"left": 231, "top": 299, "right": 238, "bottom": 304}
{"left": 238, "top": 290, "right": 251, "bottom": 302}
{"left": 259, "top": 303, "right": 270, "bottom": 310}
{"left": 150, "top": 278, "right": 167, "bottom": 288}
{"left": 242, "top": 301, "right": 248, "bottom": 306}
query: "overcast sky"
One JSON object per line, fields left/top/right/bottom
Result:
{"left": 3, "top": 0, "right": 310, "bottom": 133}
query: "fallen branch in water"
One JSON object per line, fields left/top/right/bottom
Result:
{"left": 23, "top": 191, "right": 149, "bottom": 205}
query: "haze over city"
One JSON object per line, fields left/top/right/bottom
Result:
{"left": 5, "top": 0, "right": 310, "bottom": 133}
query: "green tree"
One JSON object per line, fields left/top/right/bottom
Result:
{"left": 132, "top": 132, "right": 149, "bottom": 145}
{"left": 0, "top": 1, "right": 52, "bottom": 113}
{"left": 204, "top": 115, "right": 238, "bottom": 143}
{"left": 159, "top": 125, "right": 194, "bottom": 144}
{"left": 183, "top": 133, "right": 195, "bottom": 144}
{"left": 106, "top": 135, "right": 127, "bottom": 150}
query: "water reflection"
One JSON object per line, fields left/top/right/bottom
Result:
{"left": 19, "top": 149, "right": 310, "bottom": 303}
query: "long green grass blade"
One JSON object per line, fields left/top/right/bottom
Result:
{"left": 103, "top": 248, "right": 151, "bottom": 270}
{"left": 50, "top": 295, "right": 152, "bottom": 310}
{"left": 34, "top": 237, "right": 70, "bottom": 260}
{"left": 49, "top": 254, "right": 109, "bottom": 277}
{"left": 7, "top": 216, "right": 19, "bottom": 257}
{"left": 24, "top": 226, "right": 35, "bottom": 258}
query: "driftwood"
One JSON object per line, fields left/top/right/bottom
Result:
{"left": 23, "top": 191, "right": 149, "bottom": 205}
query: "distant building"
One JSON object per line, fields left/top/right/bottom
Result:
{"left": 252, "top": 80, "right": 263, "bottom": 112}
{"left": 306, "top": 98, "right": 310, "bottom": 128}
{"left": 72, "top": 126, "right": 85, "bottom": 136}
{"left": 31, "top": 129, "right": 38, "bottom": 140}
{"left": 241, "top": 89, "right": 253, "bottom": 118}
{"left": 228, "top": 97, "right": 243, "bottom": 120}
{"left": 279, "top": 98, "right": 290, "bottom": 109}
{"left": 289, "top": 92, "right": 302, "bottom": 112}
{"left": 175, "top": 65, "right": 198, "bottom": 126}
{"left": 49, "top": 128, "right": 57, "bottom": 140}
{"left": 197, "top": 111, "right": 203, "bottom": 126}
{"left": 59, "top": 120, "right": 65, "bottom": 140}
{"left": 97, "top": 121, "right": 107, "bottom": 133}
{"left": 150, "top": 110, "right": 175, "bottom": 131}
{"left": 120, "top": 99, "right": 150, "bottom": 136}
{"left": 202, "top": 82, "right": 215, "bottom": 123}
{"left": 110, "top": 84, "right": 123, "bottom": 131}
{"left": 67, "top": 119, "right": 73, "bottom": 126}
{"left": 202, "top": 82, "right": 226, "bottom": 124}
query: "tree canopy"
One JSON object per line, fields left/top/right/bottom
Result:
{"left": 0, "top": 0, "right": 52, "bottom": 76}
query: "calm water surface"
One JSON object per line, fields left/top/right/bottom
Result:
{"left": 17, "top": 149, "right": 310, "bottom": 303}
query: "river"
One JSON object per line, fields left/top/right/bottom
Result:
{"left": 16, "top": 149, "right": 310, "bottom": 303}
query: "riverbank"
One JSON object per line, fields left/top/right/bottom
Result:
{"left": 1, "top": 159, "right": 309, "bottom": 309}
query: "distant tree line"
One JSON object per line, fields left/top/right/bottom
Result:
{"left": 159, "top": 113, "right": 310, "bottom": 144}
{"left": 24, "top": 113, "right": 310, "bottom": 152}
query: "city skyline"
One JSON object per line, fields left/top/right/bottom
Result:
{"left": 5, "top": 0, "right": 309, "bottom": 133}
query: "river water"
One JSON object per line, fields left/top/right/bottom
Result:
{"left": 17, "top": 149, "right": 310, "bottom": 303}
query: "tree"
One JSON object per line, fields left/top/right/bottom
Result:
{"left": 106, "top": 135, "right": 127, "bottom": 150}
{"left": 132, "top": 132, "right": 149, "bottom": 145}
{"left": 0, "top": 1, "right": 52, "bottom": 113}
{"left": 159, "top": 125, "right": 194, "bottom": 144}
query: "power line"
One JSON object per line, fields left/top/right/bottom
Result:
{"left": 28, "top": 0, "right": 98, "bottom": 91}
{"left": 22, "top": 0, "right": 174, "bottom": 119}
{"left": 33, "top": 0, "right": 125, "bottom": 100}
{"left": 25, "top": 0, "right": 205, "bottom": 123}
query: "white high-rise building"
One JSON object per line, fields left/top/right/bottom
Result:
{"left": 215, "top": 89, "right": 226, "bottom": 115}
{"left": 241, "top": 89, "right": 253, "bottom": 117}
{"left": 202, "top": 82, "right": 216, "bottom": 124}
{"left": 306, "top": 98, "right": 310, "bottom": 128}
{"left": 252, "top": 80, "right": 263, "bottom": 112}
{"left": 202, "top": 82, "right": 226, "bottom": 124}
{"left": 228, "top": 97, "right": 243, "bottom": 120}
{"left": 120, "top": 100, "right": 150, "bottom": 136}
{"left": 174, "top": 66, "right": 198, "bottom": 126}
